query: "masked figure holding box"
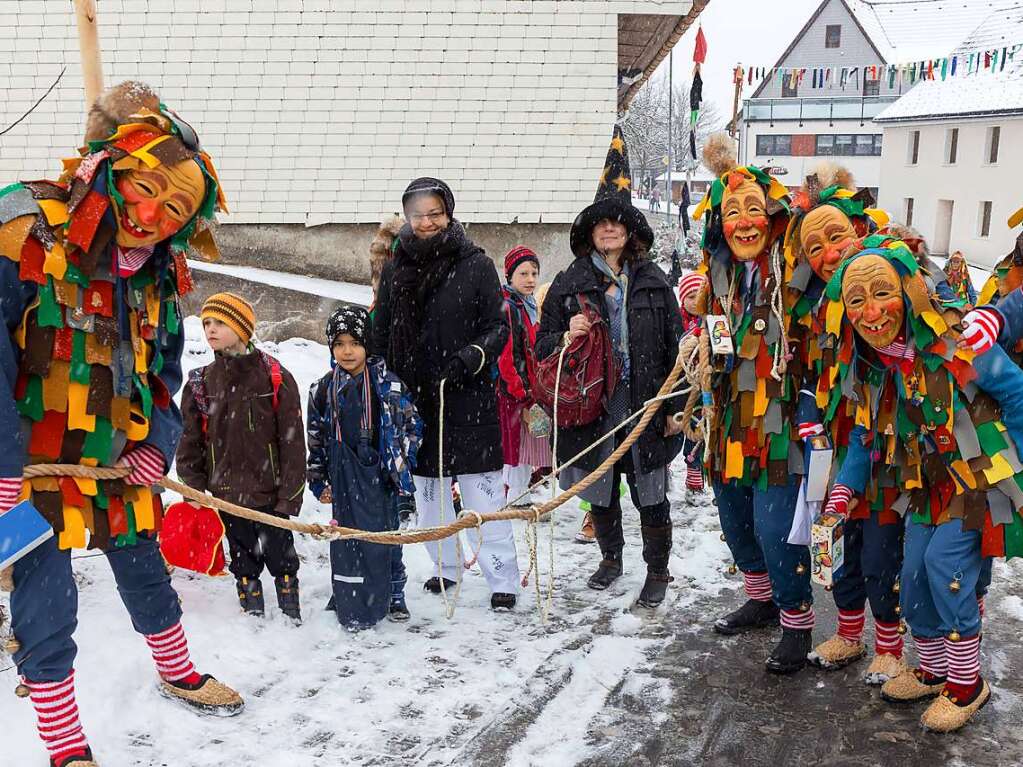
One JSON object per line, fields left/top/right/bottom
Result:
{"left": 783, "top": 166, "right": 910, "bottom": 683}
{"left": 692, "top": 134, "right": 815, "bottom": 674}
{"left": 820, "top": 233, "right": 1023, "bottom": 732}
{"left": 0, "top": 82, "right": 242, "bottom": 766}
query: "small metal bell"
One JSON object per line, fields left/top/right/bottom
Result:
{"left": 800, "top": 602, "right": 810, "bottom": 612}
{"left": 949, "top": 630, "right": 961, "bottom": 642}
{"left": 824, "top": 585, "right": 833, "bottom": 592}
{"left": 753, "top": 318, "right": 767, "bottom": 332}
{"left": 897, "top": 622, "right": 908, "bottom": 636}
{"left": 795, "top": 563, "right": 806, "bottom": 576}
{"left": 727, "top": 564, "right": 738, "bottom": 575}
{"left": 894, "top": 605, "right": 902, "bottom": 616}
{"left": 3, "top": 636, "right": 20, "bottom": 655}
{"left": 893, "top": 581, "right": 901, "bottom": 594}
{"left": 14, "top": 684, "right": 29, "bottom": 698}
{"left": 950, "top": 579, "right": 962, "bottom": 593}
{"left": 719, "top": 533, "right": 726, "bottom": 542}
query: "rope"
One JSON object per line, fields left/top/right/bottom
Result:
{"left": 768, "top": 242, "right": 789, "bottom": 382}
{"left": 21, "top": 344, "right": 698, "bottom": 548}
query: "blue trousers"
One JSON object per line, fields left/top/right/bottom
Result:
{"left": 830, "top": 512, "right": 903, "bottom": 622}
{"left": 388, "top": 502, "right": 407, "bottom": 601}
{"left": 714, "top": 478, "right": 812, "bottom": 610}
{"left": 902, "top": 518, "right": 983, "bottom": 639}
{"left": 10, "top": 533, "right": 182, "bottom": 683}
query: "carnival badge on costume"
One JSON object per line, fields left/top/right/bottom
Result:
{"left": 705, "top": 314, "right": 734, "bottom": 356}
{"left": 0, "top": 501, "right": 55, "bottom": 570}
{"left": 811, "top": 511, "right": 845, "bottom": 587}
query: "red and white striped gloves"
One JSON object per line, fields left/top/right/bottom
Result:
{"left": 118, "top": 444, "right": 166, "bottom": 487}
{"left": 961, "top": 308, "right": 1002, "bottom": 354}
{"left": 798, "top": 422, "right": 825, "bottom": 440}
{"left": 823, "top": 484, "right": 854, "bottom": 518}
{"left": 0, "top": 477, "right": 22, "bottom": 514}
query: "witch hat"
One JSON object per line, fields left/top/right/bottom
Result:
{"left": 569, "top": 125, "right": 654, "bottom": 257}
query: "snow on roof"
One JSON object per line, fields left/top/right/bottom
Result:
{"left": 875, "top": 4, "right": 1023, "bottom": 121}
{"left": 845, "top": 0, "right": 1018, "bottom": 64}
{"left": 655, "top": 165, "right": 715, "bottom": 182}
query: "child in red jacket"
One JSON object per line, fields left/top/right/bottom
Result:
{"left": 497, "top": 246, "right": 550, "bottom": 506}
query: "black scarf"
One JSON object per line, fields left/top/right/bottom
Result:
{"left": 388, "top": 220, "right": 468, "bottom": 391}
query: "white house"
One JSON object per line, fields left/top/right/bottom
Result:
{"left": 0, "top": 0, "right": 706, "bottom": 281}
{"left": 875, "top": 7, "right": 1023, "bottom": 266}
{"left": 738, "top": 0, "right": 1010, "bottom": 198}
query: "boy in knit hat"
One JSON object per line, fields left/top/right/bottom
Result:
{"left": 308, "top": 305, "right": 422, "bottom": 628}
{"left": 176, "top": 292, "right": 307, "bottom": 621}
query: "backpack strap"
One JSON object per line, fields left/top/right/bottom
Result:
{"left": 258, "top": 350, "right": 284, "bottom": 411}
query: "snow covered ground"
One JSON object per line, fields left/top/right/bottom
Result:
{"left": 0, "top": 317, "right": 733, "bottom": 766}
{"left": 187, "top": 259, "right": 373, "bottom": 307}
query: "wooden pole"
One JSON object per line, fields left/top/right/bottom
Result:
{"left": 729, "top": 65, "right": 743, "bottom": 140}
{"left": 73, "top": 0, "right": 104, "bottom": 109}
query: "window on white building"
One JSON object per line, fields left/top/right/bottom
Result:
{"left": 863, "top": 78, "right": 880, "bottom": 97}
{"left": 944, "top": 127, "right": 959, "bottom": 164}
{"left": 816, "top": 134, "right": 835, "bottom": 155}
{"left": 782, "top": 78, "right": 798, "bottom": 98}
{"left": 979, "top": 201, "right": 993, "bottom": 237}
{"left": 986, "top": 126, "right": 1001, "bottom": 164}
{"left": 908, "top": 130, "right": 920, "bottom": 164}
{"left": 825, "top": 25, "right": 841, "bottom": 48}
{"left": 905, "top": 198, "right": 915, "bottom": 226}
{"left": 757, "top": 134, "right": 793, "bottom": 156}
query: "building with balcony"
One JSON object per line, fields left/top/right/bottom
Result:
{"left": 737, "top": 0, "right": 1003, "bottom": 197}
{"left": 875, "top": 6, "right": 1023, "bottom": 267}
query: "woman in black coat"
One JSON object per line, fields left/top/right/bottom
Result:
{"left": 372, "top": 177, "right": 520, "bottom": 610}
{"left": 535, "top": 187, "right": 685, "bottom": 607}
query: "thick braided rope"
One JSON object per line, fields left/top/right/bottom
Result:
{"left": 22, "top": 345, "right": 691, "bottom": 546}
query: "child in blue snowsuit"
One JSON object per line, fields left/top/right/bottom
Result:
{"left": 307, "top": 306, "right": 422, "bottom": 628}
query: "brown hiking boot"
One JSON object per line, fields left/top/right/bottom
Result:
{"left": 159, "top": 675, "right": 244, "bottom": 717}
{"left": 574, "top": 513, "right": 596, "bottom": 543}
{"left": 921, "top": 681, "right": 991, "bottom": 732}
{"left": 881, "top": 667, "right": 946, "bottom": 703}
{"left": 864, "top": 652, "right": 909, "bottom": 686}
{"left": 807, "top": 634, "right": 866, "bottom": 670}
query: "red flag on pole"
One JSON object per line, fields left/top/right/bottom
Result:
{"left": 693, "top": 26, "right": 708, "bottom": 64}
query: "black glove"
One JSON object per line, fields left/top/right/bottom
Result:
{"left": 442, "top": 355, "right": 470, "bottom": 386}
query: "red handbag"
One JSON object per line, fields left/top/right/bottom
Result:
{"left": 534, "top": 295, "right": 620, "bottom": 428}
{"left": 159, "top": 501, "right": 227, "bottom": 576}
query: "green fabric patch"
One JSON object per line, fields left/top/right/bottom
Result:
{"left": 36, "top": 278, "right": 64, "bottom": 329}
{"left": 16, "top": 375, "right": 43, "bottom": 421}
{"left": 82, "top": 417, "right": 114, "bottom": 463}
{"left": 63, "top": 261, "right": 87, "bottom": 288}
{"left": 1004, "top": 511, "right": 1023, "bottom": 560}
{"left": 976, "top": 421, "right": 1008, "bottom": 456}
{"left": 70, "top": 331, "right": 91, "bottom": 385}
{"left": 0, "top": 181, "right": 25, "bottom": 198}
{"left": 134, "top": 373, "right": 153, "bottom": 419}
{"left": 115, "top": 501, "right": 138, "bottom": 548}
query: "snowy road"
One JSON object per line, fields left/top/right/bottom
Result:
{"left": 3, "top": 319, "right": 1022, "bottom": 766}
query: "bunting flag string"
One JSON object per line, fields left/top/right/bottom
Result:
{"left": 734, "top": 43, "right": 1022, "bottom": 93}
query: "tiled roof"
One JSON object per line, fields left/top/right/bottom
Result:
{"left": 875, "top": 4, "right": 1023, "bottom": 120}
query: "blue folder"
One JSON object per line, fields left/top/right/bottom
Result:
{"left": 0, "top": 500, "right": 54, "bottom": 571}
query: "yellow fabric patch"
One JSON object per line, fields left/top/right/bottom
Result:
{"left": 130, "top": 134, "right": 173, "bottom": 168}
{"left": 905, "top": 464, "right": 922, "bottom": 490}
{"left": 110, "top": 397, "right": 131, "bottom": 432}
{"left": 978, "top": 274, "right": 1000, "bottom": 306}
{"left": 68, "top": 382, "right": 96, "bottom": 432}
{"left": 42, "top": 362, "right": 70, "bottom": 413}
{"left": 29, "top": 477, "right": 59, "bottom": 493}
{"left": 112, "top": 156, "right": 142, "bottom": 172}
{"left": 43, "top": 242, "right": 68, "bottom": 280}
{"left": 753, "top": 378, "right": 768, "bottom": 417}
{"left": 983, "top": 453, "right": 1015, "bottom": 485}
{"left": 133, "top": 487, "right": 155, "bottom": 531}
{"left": 58, "top": 506, "right": 87, "bottom": 550}
{"left": 125, "top": 404, "right": 149, "bottom": 442}
{"left": 85, "top": 333, "right": 112, "bottom": 366}
{"left": 73, "top": 476, "right": 98, "bottom": 497}
{"left": 37, "top": 199, "right": 69, "bottom": 226}
{"left": 950, "top": 459, "right": 977, "bottom": 491}
{"left": 724, "top": 439, "right": 745, "bottom": 480}
{"left": 0, "top": 215, "right": 33, "bottom": 261}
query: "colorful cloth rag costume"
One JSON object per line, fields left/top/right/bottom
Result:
{"left": 0, "top": 98, "right": 225, "bottom": 550}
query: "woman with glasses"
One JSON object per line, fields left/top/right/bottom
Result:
{"left": 372, "top": 177, "right": 521, "bottom": 610}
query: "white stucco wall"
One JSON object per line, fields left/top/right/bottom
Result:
{"left": 877, "top": 119, "right": 1021, "bottom": 267}
{"left": 0, "top": 0, "right": 690, "bottom": 226}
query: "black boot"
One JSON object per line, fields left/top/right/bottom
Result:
{"left": 274, "top": 575, "right": 301, "bottom": 622}
{"left": 388, "top": 596, "right": 411, "bottom": 622}
{"left": 236, "top": 577, "right": 265, "bottom": 616}
{"left": 636, "top": 523, "right": 674, "bottom": 607}
{"left": 713, "top": 598, "right": 779, "bottom": 635}
{"left": 423, "top": 576, "right": 458, "bottom": 594}
{"left": 765, "top": 628, "right": 813, "bottom": 674}
{"left": 491, "top": 592, "right": 517, "bottom": 611}
{"left": 587, "top": 510, "right": 625, "bottom": 590}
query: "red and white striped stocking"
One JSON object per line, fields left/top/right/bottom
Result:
{"left": 743, "top": 571, "right": 772, "bottom": 602}
{"left": 945, "top": 634, "right": 982, "bottom": 699}
{"left": 145, "top": 622, "right": 202, "bottom": 686}
{"left": 874, "top": 620, "right": 904, "bottom": 658}
{"left": 914, "top": 635, "right": 947, "bottom": 680}
{"left": 836, "top": 608, "right": 865, "bottom": 643}
{"left": 25, "top": 671, "right": 90, "bottom": 765}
